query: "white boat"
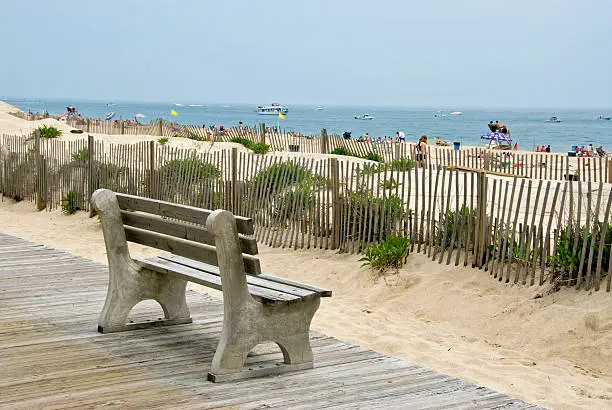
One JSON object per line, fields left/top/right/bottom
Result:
{"left": 450, "top": 111, "right": 463, "bottom": 116}
{"left": 354, "top": 113, "right": 374, "bottom": 120}
{"left": 257, "top": 103, "right": 288, "bottom": 115}
{"left": 597, "top": 115, "right": 611, "bottom": 120}
{"left": 315, "top": 106, "right": 324, "bottom": 111}
{"left": 546, "top": 116, "right": 561, "bottom": 123}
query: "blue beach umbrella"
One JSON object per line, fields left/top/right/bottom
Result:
{"left": 481, "top": 132, "right": 512, "bottom": 142}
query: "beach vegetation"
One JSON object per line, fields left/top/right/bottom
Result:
{"left": 383, "top": 178, "right": 400, "bottom": 190}
{"left": 158, "top": 158, "right": 221, "bottom": 193}
{"left": 389, "top": 157, "right": 416, "bottom": 171}
{"left": 157, "top": 137, "right": 169, "bottom": 145}
{"left": 229, "top": 137, "right": 270, "bottom": 154}
{"left": 251, "top": 162, "right": 325, "bottom": 194}
{"left": 549, "top": 224, "right": 611, "bottom": 285}
{"left": 36, "top": 125, "right": 62, "bottom": 139}
{"left": 331, "top": 147, "right": 353, "bottom": 156}
{"left": 344, "top": 189, "right": 406, "bottom": 243}
{"left": 229, "top": 137, "right": 253, "bottom": 147}
{"left": 71, "top": 148, "right": 88, "bottom": 162}
{"left": 435, "top": 205, "right": 477, "bottom": 249}
{"left": 362, "top": 152, "right": 384, "bottom": 162}
{"left": 360, "top": 234, "right": 411, "bottom": 273}
{"left": 250, "top": 142, "right": 270, "bottom": 154}
{"left": 61, "top": 191, "right": 79, "bottom": 215}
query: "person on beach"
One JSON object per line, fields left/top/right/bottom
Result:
{"left": 416, "top": 135, "right": 428, "bottom": 167}
{"left": 546, "top": 145, "right": 551, "bottom": 153}
{"left": 488, "top": 121, "right": 496, "bottom": 132}
{"left": 397, "top": 130, "right": 406, "bottom": 142}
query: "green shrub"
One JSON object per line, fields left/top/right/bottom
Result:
{"left": 71, "top": 148, "right": 88, "bottom": 162}
{"left": 362, "top": 152, "right": 384, "bottom": 162}
{"left": 435, "top": 205, "right": 477, "bottom": 249}
{"left": 331, "top": 147, "right": 350, "bottom": 156}
{"left": 549, "top": 224, "right": 611, "bottom": 281}
{"left": 344, "top": 190, "right": 406, "bottom": 243}
{"left": 360, "top": 234, "right": 411, "bottom": 272}
{"left": 250, "top": 142, "right": 270, "bottom": 154}
{"left": 61, "top": 191, "right": 79, "bottom": 215}
{"left": 383, "top": 178, "right": 400, "bottom": 190}
{"left": 229, "top": 137, "right": 254, "bottom": 147}
{"left": 36, "top": 125, "right": 62, "bottom": 139}
{"left": 158, "top": 158, "right": 221, "bottom": 189}
{"left": 251, "top": 162, "right": 322, "bottom": 194}
{"left": 360, "top": 163, "right": 384, "bottom": 175}
{"left": 157, "top": 137, "right": 169, "bottom": 145}
{"left": 389, "top": 157, "right": 416, "bottom": 171}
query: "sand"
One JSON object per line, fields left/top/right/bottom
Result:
{"left": 1, "top": 101, "right": 611, "bottom": 409}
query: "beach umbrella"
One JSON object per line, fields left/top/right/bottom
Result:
{"left": 481, "top": 132, "right": 512, "bottom": 142}
{"left": 134, "top": 113, "right": 146, "bottom": 118}
{"left": 105, "top": 112, "right": 115, "bottom": 120}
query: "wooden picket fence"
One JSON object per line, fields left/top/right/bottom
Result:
{"left": 64, "top": 117, "right": 612, "bottom": 184}
{"left": 1, "top": 133, "right": 610, "bottom": 292}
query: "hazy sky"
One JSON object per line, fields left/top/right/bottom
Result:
{"left": 1, "top": 0, "right": 611, "bottom": 108}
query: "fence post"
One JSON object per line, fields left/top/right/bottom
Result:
{"left": 608, "top": 159, "right": 612, "bottom": 184}
{"left": 149, "top": 140, "right": 156, "bottom": 199}
{"left": 120, "top": 121, "right": 125, "bottom": 135}
{"left": 330, "top": 158, "right": 341, "bottom": 249}
{"left": 34, "top": 130, "right": 47, "bottom": 211}
{"left": 320, "top": 128, "right": 329, "bottom": 154}
{"left": 157, "top": 119, "right": 164, "bottom": 136}
{"left": 87, "top": 135, "right": 96, "bottom": 216}
{"left": 259, "top": 123, "right": 266, "bottom": 144}
{"left": 86, "top": 118, "right": 90, "bottom": 133}
{"left": 231, "top": 147, "right": 238, "bottom": 213}
{"left": 395, "top": 143, "right": 401, "bottom": 161}
{"left": 483, "top": 151, "right": 491, "bottom": 171}
{"left": 475, "top": 170, "right": 488, "bottom": 267}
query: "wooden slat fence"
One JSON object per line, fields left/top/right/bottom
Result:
{"left": 1, "top": 133, "right": 610, "bottom": 292}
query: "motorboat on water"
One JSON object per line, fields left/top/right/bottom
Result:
{"left": 257, "top": 103, "right": 288, "bottom": 115}
{"left": 597, "top": 115, "right": 611, "bottom": 120}
{"left": 450, "top": 111, "right": 463, "bottom": 116}
{"left": 354, "top": 113, "right": 374, "bottom": 120}
{"left": 546, "top": 116, "right": 561, "bottom": 123}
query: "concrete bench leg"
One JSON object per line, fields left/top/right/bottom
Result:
{"left": 91, "top": 189, "right": 192, "bottom": 333}
{"left": 97, "top": 264, "right": 192, "bottom": 333}
{"left": 208, "top": 297, "right": 320, "bottom": 382}
{"left": 206, "top": 209, "right": 321, "bottom": 382}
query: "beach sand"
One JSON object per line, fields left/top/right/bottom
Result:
{"left": 1, "top": 101, "right": 611, "bottom": 409}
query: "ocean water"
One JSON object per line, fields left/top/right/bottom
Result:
{"left": 5, "top": 98, "right": 612, "bottom": 153}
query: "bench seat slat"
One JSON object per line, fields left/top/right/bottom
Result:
{"left": 121, "top": 210, "right": 258, "bottom": 255}
{"left": 160, "top": 253, "right": 331, "bottom": 298}
{"left": 158, "top": 253, "right": 320, "bottom": 299}
{"left": 136, "top": 257, "right": 300, "bottom": 305}
{"left": 124, "top": 226, "right": 261, "bottom": 275}
{"left": 258, "top": 274, "right": 332, "bottom": 298}
{"left": 116, "top": 193, "right": 254, "bottom": 235}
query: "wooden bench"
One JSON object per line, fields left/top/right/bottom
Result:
{"left": 90, "top": 189, "right": 331, "bottom": 382}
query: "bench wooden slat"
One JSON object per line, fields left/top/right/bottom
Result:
{"left": 121, "top": 211, "right": 259, "bottom": 255}
{"left": 136, "top": 258, "right": 299, "bottom": 305}
{"left": 116, "top": 193, "right": 254, "bottom": 235}
{"left": 258, "top": 274, "right": 332, "bottom": 298}
{"left": 124, "top": 226, "right": 261, "bottom": 275}
{"left": 159, "top": 253, "right": 320, "bottom": 300}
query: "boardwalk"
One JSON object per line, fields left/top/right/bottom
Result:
{"left": 0, "top": 232, "right": 541, "bottom": 409}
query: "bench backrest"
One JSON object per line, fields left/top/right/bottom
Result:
{"left": 116, "top": 193, "right": 261, "bottom": 275}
